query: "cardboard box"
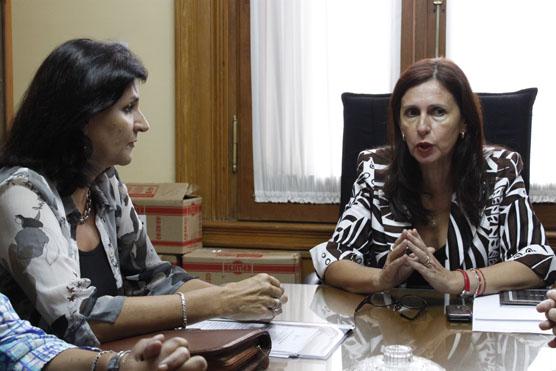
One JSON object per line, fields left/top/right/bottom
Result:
{"left": 182, "top": 248, "right": 302, "bottom": 284}
{"left": 127, "top": 183, "right": 202, "bottom": 254}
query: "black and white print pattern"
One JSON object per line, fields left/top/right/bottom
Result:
{"left": 311, "top": 146, "right": 556, "bottom": 284}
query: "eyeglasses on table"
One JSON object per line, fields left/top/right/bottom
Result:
{"left": 354, "top": 292, "right": 428, "bottom": 320}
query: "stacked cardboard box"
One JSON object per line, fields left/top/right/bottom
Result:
{"left": 127, "top": 183, "right": 202, "bottom": 255}
{"left": 182, "top": 248, "right": 302, "bottom": 284}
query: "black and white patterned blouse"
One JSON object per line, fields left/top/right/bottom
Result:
{"left": 311, "top": 146, "right": 556, "bottom": 285}
{"left": 0, "top": 166, "right": 195, "bottom": 346}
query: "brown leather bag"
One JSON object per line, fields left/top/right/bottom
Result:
{"left": 101, "top": 328, "right": 271, "bottom": 371}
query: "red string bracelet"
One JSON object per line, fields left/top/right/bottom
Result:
{"left": 456, "top": 269, "right": 471, "bottom": 296}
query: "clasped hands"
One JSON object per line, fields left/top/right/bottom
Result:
{"left": 379, "top": 229, "right": 461, "bottom": 294}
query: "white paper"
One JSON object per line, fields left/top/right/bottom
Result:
{"left": 270, "top": 326, "right": 320, "bottom": 356}
{"left": 472, "top": 294, "right": 551, "bottom": 334}
{"left": 189, "top": 319, "right": 353, "bottom": 359}
{"left": 190, "top": 320, "right": 267, "bottom": 330}
{"left": 528, "top": 346, "right": 556, "bottom": 371}
{"left": 472, "top": 318, "right": 551, "bottom": 334}
{"left": 473, "top": 294, "right": 545, "bottom": 320}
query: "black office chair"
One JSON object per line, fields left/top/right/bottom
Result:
{"left": 339, "top": 88, "right": 537, "bottom": 214}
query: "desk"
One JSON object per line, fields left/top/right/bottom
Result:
{"left": 271, "top": 284, "right": 551, "bottom": 370}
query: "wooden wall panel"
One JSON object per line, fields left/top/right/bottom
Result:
{"left": 203, "top": 220, "right": 334, "bottom": 250}
{"left": 400, "top": 0, "right": 446, "bottom": 72}
{"left": 175, "top": 0, "right": 237, "bottom": 220}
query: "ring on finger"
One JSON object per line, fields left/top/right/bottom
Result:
{"left": 424, "top": 256, "right": 432, "bottom": 268}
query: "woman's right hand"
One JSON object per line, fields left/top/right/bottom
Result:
{"left": 377, "top": 230, "right": 415, "bottom": 291}
{"left": 123, "top": 334, "right": 207, "bottom": 371}
{"left": 537, "top": 289, "right": 556, "bottom": 347}
{"left": 221, "top": 273, "right": 288, "bottom": 321}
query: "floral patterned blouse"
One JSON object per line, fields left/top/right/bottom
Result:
{"left": 0, "top": 167, "right": 195, "bottom": 346}
{"left": 311, "top": 146, "right": 556, "bottom": 285}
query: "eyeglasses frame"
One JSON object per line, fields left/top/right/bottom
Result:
{"left": 354, "top": 292, "right": 428, "bottom": 321}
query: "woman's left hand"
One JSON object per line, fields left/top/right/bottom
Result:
{"left": 403, "top": 229, "right": 462, "bottom": 294}
{"left": 377, "top": 230, "right": 416, "bottom": 291}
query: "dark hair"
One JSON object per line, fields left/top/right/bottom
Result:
{"left": 384, "top": 58, "right": 487, "bottom": 226}
{"left": 0, "top": 38, "right": 148, "bottom": 195}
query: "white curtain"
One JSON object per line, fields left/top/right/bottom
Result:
{"left": 446, "top": 0, "right": 556, "bottom": 202}
{"left": 250, "top": 0, "right": 401, "bottom": 203}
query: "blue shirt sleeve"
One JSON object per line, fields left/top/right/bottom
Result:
{"left": 0, "top": 293, "right": 75, "bottom": 370}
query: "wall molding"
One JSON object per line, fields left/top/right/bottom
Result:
{"left": 203, "top": 220, "right": 334, "bottom": 250}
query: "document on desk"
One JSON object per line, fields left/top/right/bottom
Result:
{"left": 189, "top": 319, "right": 353, "bottom": 359}
{"left": 472, "top": 294, "right": 551, "bottom": 334}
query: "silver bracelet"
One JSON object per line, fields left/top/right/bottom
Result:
{"left": 107, "top": 350, "right": 132, "bottom": 371}
{"left": 177, "top": 291, "right": 187, "bottom": 329}
{"left": 90, "top": 350, "right": 112, "bottom": 371}
{"left": 471, "top": 269, "right": 482, "bottom": 297}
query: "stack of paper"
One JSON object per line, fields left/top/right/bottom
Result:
{"left": 472, "top": 294, "right": 551, "bottom": 334}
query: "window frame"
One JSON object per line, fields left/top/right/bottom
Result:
{"left": 236, "top": 0, "right": 446, "bottom": 223}
{"left": 237, "top": 0, "right": 338, "bottom": 223}
{"left": 174, "top": 0, "right": 556, "bottom": 248}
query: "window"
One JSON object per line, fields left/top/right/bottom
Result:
{"left": 238, "top": 0, "right": 443, "bottom": 222}
{"left": 174, "top": 0, "right": 446, "bottom": 224}
{"left": 175, "top": 0, "right": 556, "bottom": 250}
{"left": 446, "top": 0, "right": 556, "bottom": 201}
{"left": 250, "top": 0, "right": 401, "bottom": 204}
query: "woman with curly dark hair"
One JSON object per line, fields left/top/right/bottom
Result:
{"left": 0, "top": 38, "right": 286, "bottom": 348}
{"left": 311, "top": 58, "right": 555, "bottom": 296}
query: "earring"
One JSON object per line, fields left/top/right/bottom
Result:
{"left": 460, "top": 131, "right": 465, "bottom": 139}
{"left": 401, "top": 132, "right": 406, "bottom": 141}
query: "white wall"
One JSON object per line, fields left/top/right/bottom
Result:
{"left": 12, "top": 0, "right": 175, "bottom": 183}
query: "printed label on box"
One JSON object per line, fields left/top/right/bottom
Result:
{"left": 128, "top": 185, "right": 159, "bottom": 198}
{"left": 182, "top": 248, "right": 302, "bottom": 284}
